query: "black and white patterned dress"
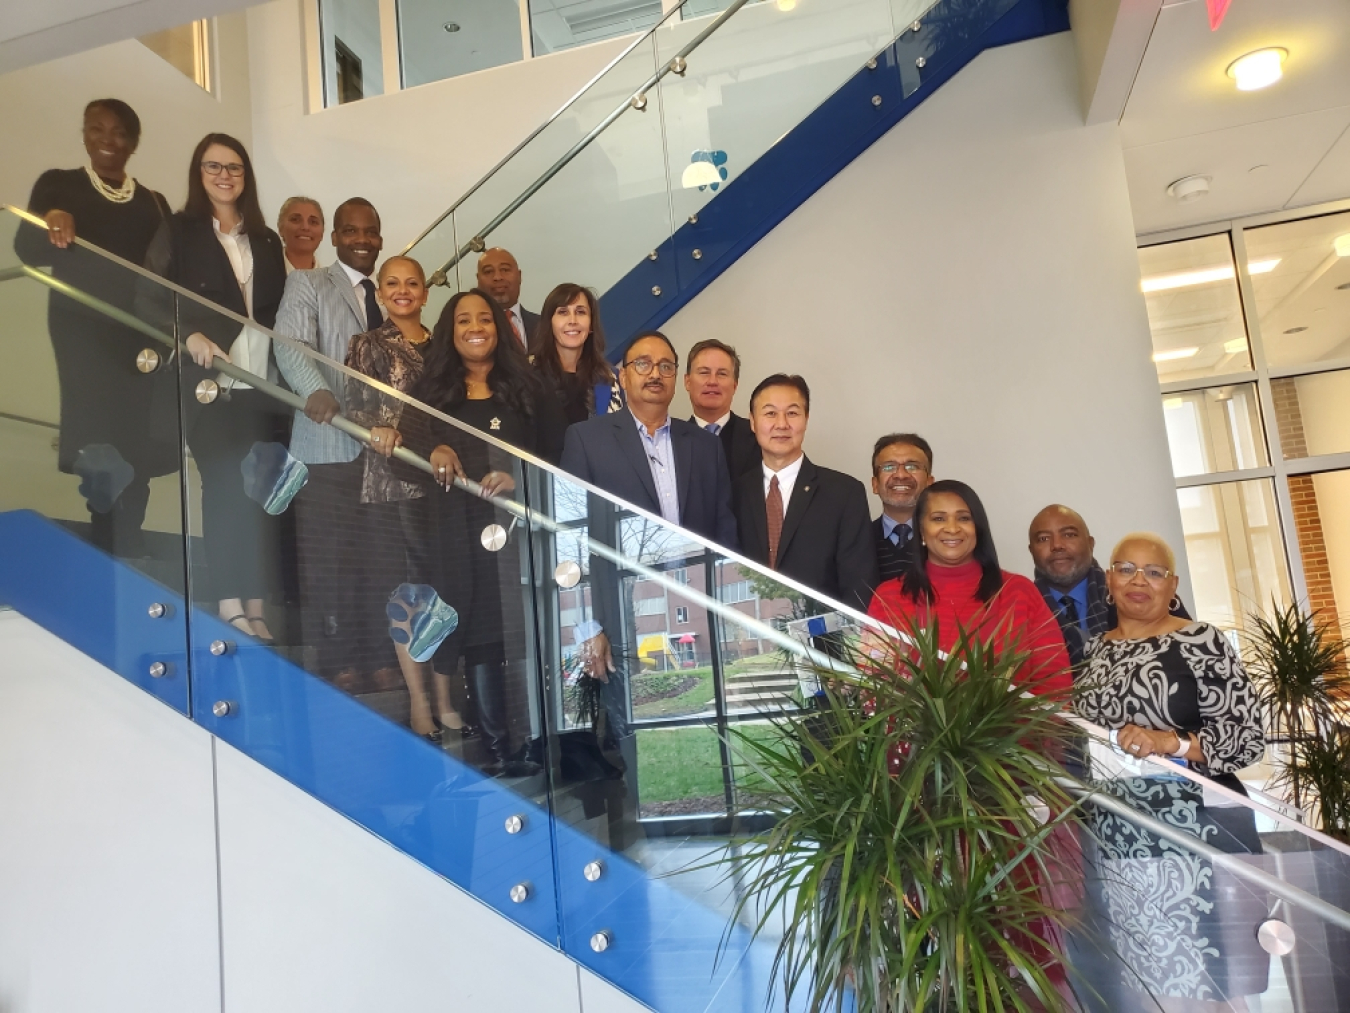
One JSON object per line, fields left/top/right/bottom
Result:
{"left": 1074, "top": 623, "right": 1267, "bottom": 1003}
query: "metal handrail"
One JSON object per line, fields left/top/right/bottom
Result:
{"left": 13, "top": 237, "right": 1350, "bottom": 937}
{"left": 423, "top": 0, "right": 757, "bottom": 287}
{"left": 401, "top": 0, "right": 699, "bottom": 257}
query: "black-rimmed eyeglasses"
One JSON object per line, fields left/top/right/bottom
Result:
{"left": 201, "top": 161, "right": 245, "bottom": 177}
{"left": 625, "top": 358, "right": 678, "bottom": 378}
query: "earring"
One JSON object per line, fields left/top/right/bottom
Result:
{"left": 1105, "top": 591, "right": 1115, "bottom": 605}
{"left": 1170, "top": 595, "right": 1182, "bottom": 611}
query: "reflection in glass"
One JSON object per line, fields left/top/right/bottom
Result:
{"left": 1138, "top": 234, "right": 1252, "bottom": 383}
{"left": 1269, "top": 369, "right": 1350, "bottom": 460}
{"left": 319, "top": 0, "right": 385, "bottom": 105}
{"left": 529, "top": 0, "right": 662, "bottom": 55}
{"left": 1294, "top": 470, "right": 1350, "bottom": 634}
{"left": 399, "top": 0, "right": 524, "bottom": 88}
{"left": 1176, "top": 480, "right": 1291, "bottom": 632}
{"left": 1160, "top": 384, "right": 1267, "bottom": 478}
{"left": 1244, "top": 210, "right": 1350, "bottom": 370}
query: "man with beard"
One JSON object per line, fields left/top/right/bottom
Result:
{"left": 475, "top": 247, "right": 538, "bottom": 350}
{"left": 870, "top": 434, "right": 934, "bottom": 584}
{"left": 1028, "top": 503, "right": 1190, "bottom": 669}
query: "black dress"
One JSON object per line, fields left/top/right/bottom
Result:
{"left": 14, "top": 168, "right": 175, "bottom": 554}
{"left": 1074, "top": 623, "right": 1268, "bottom": 1005}
{"left": 395, "top": 388, "right": 564, "bottom": 766}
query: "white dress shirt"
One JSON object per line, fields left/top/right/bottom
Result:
{"left": 693, "top": 411, "right": 732, "bottom": 434}
{"left": 214, "top": 218, "right": 270, "bottom": 391}
{"left": 762, "top": 454, "right": 805, "bottom": 515}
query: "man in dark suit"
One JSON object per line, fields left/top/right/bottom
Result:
{"left": 561, "top": 330, "right": 738, "bottom": 678}
{"left": 684, "top": 339, "right": 760, "bottom": 498}
{"left": 476, "top": 247, "right": 538, "bottom": 349}
{"left": 870, "top": 433, "right": 934, "bottom": 584}
{"left": 734, "top": 374, "right": 879, "bottom": 612}
{"left": 1029, "top": 503, "right": 1191, "bottom": 669}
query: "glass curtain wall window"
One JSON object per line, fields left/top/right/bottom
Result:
{"left": 1139, "top": 200, "right": 1350, "bottom": 636}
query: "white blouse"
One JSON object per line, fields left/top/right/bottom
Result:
{"left": 214, "top": 218, "right": 270, "bottom": 390}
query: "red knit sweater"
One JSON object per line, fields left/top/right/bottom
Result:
{"left": 867, "top": 560, "right": 1072, "bottom": 695}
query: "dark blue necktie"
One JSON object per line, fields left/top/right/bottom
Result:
{"left": 359, "top": 278, "right": 382, "bottom": 331}
{"left": 1058, "top": 594, "right": 1081, "bottom": 629}
{"left": 891, "top": 525, "right": 911, "bottom": 549}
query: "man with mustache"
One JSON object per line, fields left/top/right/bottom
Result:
{"left": 870, "top": 433, "right": 934, "bottom": 584}
{"left": 475, "top": 247, "right": 537, "bottom": 350}
{"left": 1028, "top": 503, "right": 1190, "bottom": 670}
{"left": 273, "top": 197, "right": 386, "bottom": 684}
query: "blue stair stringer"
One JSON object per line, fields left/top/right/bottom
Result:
{"left": 598, "top": 0, "right": 1070, "bottom": 358}
{"left": 0, "top": 509, "right": 783, "bottom": 1013}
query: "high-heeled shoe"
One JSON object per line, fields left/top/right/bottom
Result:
{"left": 246, "top": 616, "right": 275, "bottom": 645}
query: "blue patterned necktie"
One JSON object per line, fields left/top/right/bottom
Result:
{"left": 706, "top": 423, "right": 721, "bottom": 435}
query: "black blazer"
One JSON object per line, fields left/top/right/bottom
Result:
{"left": 560, "top": 409, "right": 738, "bottom": 550}
{"left": 691, "top": 411, "right": 760, "bottom": 496}
{"left": 142, "top": 212, "right": 287, "bottom": 343}
{"left": 735, "top": 456, "right": 879, "bottom": 612}
{"left": 1037, "top": 561, "right": 1192, "bottom": 670}
{"left": 521, "top": 308, "right": 541, "bottom": 347}
{"left": 872, "top": 516, "right": 916, "bottom": 584}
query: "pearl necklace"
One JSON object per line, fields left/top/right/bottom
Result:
{"left": 84, "top": 165, "right": 136, "bottom": 204}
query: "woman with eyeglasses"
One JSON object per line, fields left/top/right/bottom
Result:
{"left": 866, "top": 479, "right": 1071, "bottom": 695}
{"left": 1074, "top": 532, "right": 1266, "bottom": 1008}
{"left": 140, "top": 133, "right": 288, "bottom": 643}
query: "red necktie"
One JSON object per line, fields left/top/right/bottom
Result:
{"left": 510, "top": 313, "right": 525, "bottom": 347}
{"left": 766, "top": 475, "right": 784, "bottom": 570}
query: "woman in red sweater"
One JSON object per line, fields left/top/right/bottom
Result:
{"left": 867, "top": 480, "right": 1071, "bottom": 696}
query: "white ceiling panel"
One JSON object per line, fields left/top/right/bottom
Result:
{"left": 1290, "top": 119, "right": 1350, "bottom": 208}
{"left": 1127, "top": 104, "right": 1350, "bottom": 235}
{"left": 1120, "top": 0, "right": 1350, "bottom": 150}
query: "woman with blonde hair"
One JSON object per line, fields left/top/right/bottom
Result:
{"left": 1075, "top": 531, "right": 1266, "bottom": 1010}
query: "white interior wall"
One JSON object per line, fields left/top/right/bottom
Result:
{"left": 244, "top": 0, "right": 629, "bottom": 257}
{"left": 0, "top": 611, "right": 648, "bottom": 1013}
{"left": 662, "top": 32, "right": 1189, "bottom": 590}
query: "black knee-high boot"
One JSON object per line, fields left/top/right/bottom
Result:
{"left": 466, "top": 660, "right": 509, "bottom": 773}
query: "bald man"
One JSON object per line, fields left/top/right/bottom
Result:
{"left": 476, "top": 247, "right": 538, "bottom": 349}
{"left": 1028, "top": 504, "right": 1189, "bottom": 669}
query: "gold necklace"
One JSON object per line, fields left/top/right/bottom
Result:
{"left": 84, "top": 165, "right": 136, "bottom": 204}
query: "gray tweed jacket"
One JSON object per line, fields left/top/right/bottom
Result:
{"left": 272, "top": 261, "right": 373, "bottom": 465}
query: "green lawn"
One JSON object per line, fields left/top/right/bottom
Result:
{"left": 632, "top": 667, "right": 715, "bottom": 719}
{"left": 637, "top": 723, "right": 781, "bottom": 803}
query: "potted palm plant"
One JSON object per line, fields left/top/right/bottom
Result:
{"left": 1245, "top": 600, "right": 1350, "bottom": 839}
{"left": 717, "top": 620, "right": 1085, "bottom": 1012}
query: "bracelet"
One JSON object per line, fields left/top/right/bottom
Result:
{"left": 1170, "top": 733, "right": 1191, "bottom": 759}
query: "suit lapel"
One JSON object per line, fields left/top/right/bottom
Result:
{"left": 674, "top": 423, "right": 694, "bottom": 521}
{"left": 612, "top": 412, "right": 661, "bottom": 512}
{"left": 742, "top": 472, "right": 769, "bottom": 560}
{"left": 328, "top": 261, "right": 366, "bottom": 331}
{"left": 776, "top": 457, "right": 818, "bottom": 561}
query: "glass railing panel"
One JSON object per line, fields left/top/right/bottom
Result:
{"left": 1065, "top": 716, "right": 1350, "bottom": 1012}
{"left": 654, "top": 0, "right": 900, "bottom": 231}
{"left": 0, "top": 206, "right": 192, "bottom": 713}
{"left": 893, "top": 0, "right": 1019, "bottom": 97}
{"left": 411, "top": 27, "right": 679, "bottom": 324}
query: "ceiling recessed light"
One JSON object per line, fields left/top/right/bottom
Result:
{"left": 1335, "top": 234, "right": 1350, "bottom": 257}
{"left": 1140, "top": 258, "right": 1279, "bottom": 293}
{"left": 1284, "top": 327, "right": 1308, "bottom": 334}
{"left": 1227, "top": 48, "right": 1287, "bottom": 91}
{"left": 1224, "top": 338, "right": 1249, "bottom": 354}
{"left": 443, "top": 21, "right": 461, "bottom": 32}
{"left": 775, "top": 0, "right": 796, "bottom": 10}
{"left": 1153, "top": 347, "right": 1200, "bottom": 362}
{"left": 1163, "top": 397, "right": 1186, "bottom": 410}
{"left": 1167, "top": 175, "right": 1211, "bottom": 202}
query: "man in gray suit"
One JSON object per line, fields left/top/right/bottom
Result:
{"left": 273, "top": 197, "right": 384, "bottom": 683}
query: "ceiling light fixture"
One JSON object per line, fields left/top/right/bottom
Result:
{"left": 775, "top": 0, "right": 797, "bottom": 10}
{"left": 1227, "top": 48, "right": 1287, "bottom": 91}
{"left": 1141, "top": 258, "right": 1279, "bottom": 293}
{"left": 1166, "top": 175, "right": 1211, "bottom": 203}
{"left": 1336, "top": 234, "right": 1350, "bottom": 257}
{"left": 443, "top": 21, "right": 461, "bottom": 32}
{"left": 1153, "top": 347, "right": 1200, "bottom": 362}
{"left": 1224, "top": 338, "right": 1249, "bottom": 354}
{"left": 681, "top": 162, "right": 722, "bottom": 189}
